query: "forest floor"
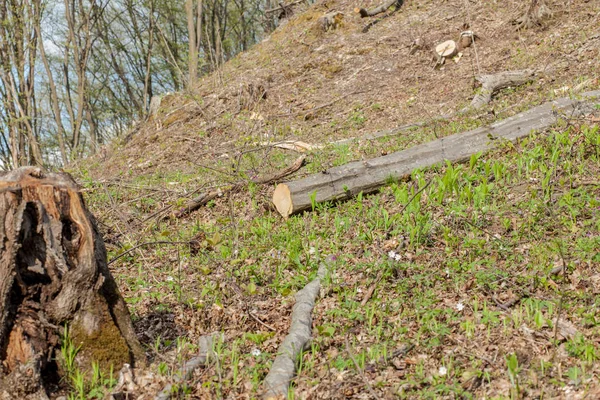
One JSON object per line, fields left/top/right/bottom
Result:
{"left": 72, "top": 0, "right": 600, "bottom": 398}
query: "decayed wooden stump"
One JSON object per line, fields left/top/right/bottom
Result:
{"left": 0, "top": 167, "right": 144, "bottom": 399}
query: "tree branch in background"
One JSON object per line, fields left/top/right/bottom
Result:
{"left": 174, "top": 155, "right": 305, "bottom": 218}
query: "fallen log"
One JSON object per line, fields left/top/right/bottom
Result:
{"left": 174, "top": 155, "right": 305, "bottom": 218}
{"left": 0, "top": 167, "right": 145, "bottom": 398}
{"left": 262, "top": 257, "right": 331, "bottom": 399}
{"left": 357, "top": 0, "right": 403, "bottom": 18}
{"left": 272, "top": 90, "right": 600, "bottom": 218}
{"left": 468, "top": 70, "right": 536, "bottom": 110}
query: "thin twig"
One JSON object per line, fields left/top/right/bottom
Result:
{"left": 345, "top": 337, "right": 381, "bottom": 400}
{"left": 248, "top": 312, "right": 277, "bottom": 332}
{"left": 108, "top": 241, "right": 190, "bottom": 265}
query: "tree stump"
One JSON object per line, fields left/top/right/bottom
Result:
{"left": 0, "top": 167, "right": 145, "bottom": 399}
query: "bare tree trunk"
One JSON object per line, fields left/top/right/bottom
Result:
{"left": 186, "top": 0, "right": 198, "bottom": 87}
{"left": 0, "top": 167, "right": 145, "bottom": 398}
{"left": 143, "top": 0, "right": 156, "bottom": 112}
{"left": 34, "top": 0, "right": 69, "bottom": 166}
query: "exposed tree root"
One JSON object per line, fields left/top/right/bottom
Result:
{"left": 513, "top": 0, "right": 552, "bottom": 30}
{"left": 467, "top": 69, "right": 536, "bottom": 111}
{"left": 262, "top": 258, "right": 332, "bottom": 399}
{"left": 173, "top": 155, "right": 305, "bottom": 218}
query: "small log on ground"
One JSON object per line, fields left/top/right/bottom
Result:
{"left": 262, "top": 258, "right": 331, "bottom": 399}
{"left": 272, "top": 90, "right": 600, "bottom": 218}
{"left": 261, "top": 140, "right": 322, "bottom": 153}
{"left": 174, "top": 155, "right": 305, "bottom": 218}
{"left": 468, "top": 69, "right": 536, "bottom": 110}
{"left": 357, "top": 0, "right": 403, "bottom": 18}
{"left": 0, "top": 167, "right": 145, "bottom": 398}
{"left": 154, "top": 333, "right": 222, "bottom": 400}
{"left": 433, "top": 40, "right": 458, "bottom": 67}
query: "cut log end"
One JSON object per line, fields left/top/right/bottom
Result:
{"left": 273, "top": 183, "right": 293, "bottom": 218}
{"left": 435, "top": 40, "right": 458, "bottom": 58}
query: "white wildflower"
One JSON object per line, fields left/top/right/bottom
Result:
{"left": 438, "top": 366, "right": 447, "bottom": 376}
{"left": 394, "top": 254, "right": 402, "bottom": 262}
{"left": 166, "top": 276, "right": 174, "bottom": 282}
{"left": 309, "top": 247, "right": 316, "bottom": 255}
{"left": 251, "top": 348, "right": 261, "bottom": 357}
{"left": 456, "top": 302, "right": 465, "bottom": 312}
{"left": 388, "top": 250, "right": 397, "bottom": 259}
{"left": 445, "top": 268, "right": 450, "bottom": 277}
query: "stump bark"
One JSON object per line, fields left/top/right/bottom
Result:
{"left": 0, "top": 167, "right": 145, "bottom": 398}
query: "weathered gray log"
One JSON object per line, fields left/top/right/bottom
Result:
{"left": 262, "top": 258, "right": 331, "bottom": 399}
{"left": 468, "top": 70, "right": 536, "bottom": 110}
{"left": 272, "top": 90, "right": 600, "bottom": 218}
{"left": 358, "top": 0, "right": 403, "bottom": 18}
{"left": 0, "top": 167, "right": 145, "bottom": 398}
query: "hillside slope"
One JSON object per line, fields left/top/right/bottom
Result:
{"left": 87, "top": 0, "right": 599, "bottom": 181}
{"left": 75, "top": 0, "right": 600, "bottom": 398}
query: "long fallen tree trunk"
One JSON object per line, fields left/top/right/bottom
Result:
{"left": 272, "top": 90, "right": 600, "bottom": 218}
{"left": 262, "top": 258, "right": 331, "bottom": 399}
{"left": 0, "top": 167, "right": 145, "bottom": 399}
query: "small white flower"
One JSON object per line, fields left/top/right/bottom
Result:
{"left": 357, "top": 288, "right": 363, "bottom": 293}
{"left": 394, "top": 254, "right": 402, "bottom": 262}
{"left": 456, "top": 302, "right": 465, "bottom": 312}
{"left": 388, "top": 250, "right": 397, "bottom": 259}
{"left": 309, "top": 247, "right": 316, "bottom": 255}
{"left": 438, "top": 366, "right": 447, "bottom": 376}
{"left": 251, "top": 348, "right": 261, "bottom": 357}
{"left": 166, "top": 276, "right": 174, "bottom": 282}
{"left": 445, "top": 268, "right": 450, "bottom": 277}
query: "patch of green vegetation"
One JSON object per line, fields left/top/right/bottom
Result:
{"left": 81, "top": 117, "right": 600, "bottom": 398}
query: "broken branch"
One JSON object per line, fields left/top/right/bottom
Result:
{"left": 262, "top": 258, "right": 331, "bottom": 399}
{"left": 155, "top": 333, "right": 222, "bottom": 400}
{"left": 175, "top": 155, "right": 305, "bottom": 218}
{"left": 467, "top": 69, "right": 535, "bottom": 111}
